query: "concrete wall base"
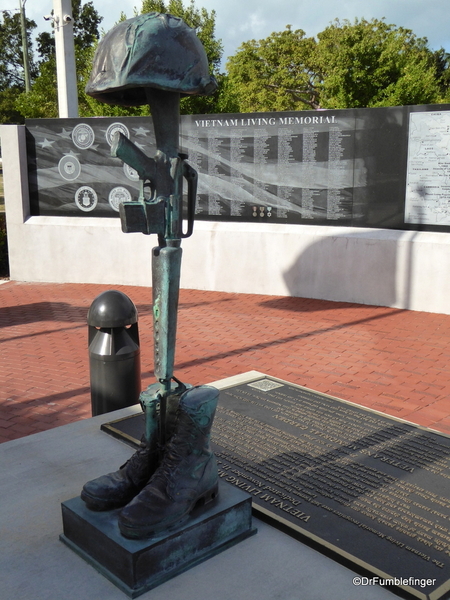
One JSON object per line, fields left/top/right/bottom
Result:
{"left": 2, "top": 124, "right": 449, "bottom": 314}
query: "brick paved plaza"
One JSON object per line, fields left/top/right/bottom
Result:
{"left": 1, "top": 280, "right": 450, "bottom": 443}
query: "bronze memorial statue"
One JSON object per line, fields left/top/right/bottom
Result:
{"left": 80, "top": 12, "right": 220, "bottom": 539}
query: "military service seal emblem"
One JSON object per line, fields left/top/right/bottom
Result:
{"left": 72, "top": 123, "right": 95, "bottom": 150}
{"left": 75, "top": 186, "right": 98, "bottom": 212}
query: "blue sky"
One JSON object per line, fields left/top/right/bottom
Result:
{"left": 6, "top": 0, "right": 450, "bottom": 69}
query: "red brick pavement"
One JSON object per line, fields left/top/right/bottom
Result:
{"left": 1, "top": 280, "right": 450, "bottom": 444}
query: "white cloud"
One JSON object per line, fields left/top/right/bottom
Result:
{"left": 238, "top": 12, "right": 267, "bottom": 36}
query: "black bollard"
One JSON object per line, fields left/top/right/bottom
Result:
{"left": 88, "top": 290, "right": 141, "bottom": 416}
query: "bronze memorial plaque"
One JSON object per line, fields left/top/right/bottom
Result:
{"left": 103, "top": 376, "right": 450, "bottom": 600}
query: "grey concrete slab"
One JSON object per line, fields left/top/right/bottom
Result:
{"left": 0, "top": 403, "right": 395, "bottom": 600}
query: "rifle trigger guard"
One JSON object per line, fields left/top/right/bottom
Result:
{"left": 181, "top": 162, "right": 197, "bottom": 239}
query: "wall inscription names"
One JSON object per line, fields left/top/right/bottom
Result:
{"left": 26, "top": 104, "right": 450, "bottom": 232}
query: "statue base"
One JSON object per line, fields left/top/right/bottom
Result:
{"left": 60, "top": 481, "right": 256, "bottom": 598}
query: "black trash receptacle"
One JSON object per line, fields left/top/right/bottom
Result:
{"left": 88, "top": 290, "right": 141, "bottom": 416}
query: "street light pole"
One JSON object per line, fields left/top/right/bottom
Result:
{"left": 18, "top": 0, "right": 31, "bottom": 92}
{"left": 53, "top": 0, "right": 79, "bottom": 117}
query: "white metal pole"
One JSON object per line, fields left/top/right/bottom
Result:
{"left": 53, "top": 0, "right": 78, "bottom": 117}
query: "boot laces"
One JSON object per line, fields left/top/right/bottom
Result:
{"left": 120, "top": 436, "right": 151, "bottom": 475}
{"left": 152, "top": 412, "right": 198, "bottom": 484}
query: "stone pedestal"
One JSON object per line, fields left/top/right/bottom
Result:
{"left": 60, "top": 481, "right": 256, "bottom": 598}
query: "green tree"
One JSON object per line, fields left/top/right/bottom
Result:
{"left": 0, "top": 10, "right": 38, "bottom": 123}
{"left": 225, "top": 18, "right": 448, "bottom": 111}
{"left": 317, "top": 18, "right": 443, "bottom": 108}
{"left": 227, "top": 26, "right": 320, "bottom": 112}
{"left": 432, "top": 48, "right": 450, "bottom": 100}
{"left": 0, "top": 10, "right": 37, "bottom": 91}
{"left": 0, "top": 88, "right": 25, "bottom": 122}
{"left": 15, "top": 58, "right": 58, "bottom": 118}
{"left": 36, "top": 0, "right": 103, "bottom": 60}
{"left": 15, "top": 0, "right": 103, "bottom": 119}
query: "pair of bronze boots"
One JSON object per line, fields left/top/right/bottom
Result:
{"left": 81, "top": 385, "right": 219, "bottom": 539}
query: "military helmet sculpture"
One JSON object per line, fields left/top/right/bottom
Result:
{"left": 86, "top": 12, "right": 217, "bottom": 106}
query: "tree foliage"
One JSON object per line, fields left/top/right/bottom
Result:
{"left": 15, "top": 58, "right": 58, "bottom": 119}
{"left": 0, "top": 10, "right": 38, "bottom": 123}
{"left": 36, "top": 0, "right": 103, "bottom": 60}
{"left": 227, "top": 26, "right": 320, "bottom": 111}
{"left": 431, "top": 48, "right": 450, "bottom": 98}
{"left": 0, "top": 10, "right": 37, "bottom": 92}
{"left": 0, "top": 88, "right": 24, "bottom": 123}
{"left": 227, "top": 18, "right": 450, "bottom": 111}
{"left": 3, "top": 7, "right": 450, "bottom": 123}
{"left": 13, "top": 0, "right": 103, "bottom": 120}
{"left": 317, "top": 18, "right": 445, "bottom": 108}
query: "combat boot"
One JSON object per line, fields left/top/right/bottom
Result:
{"left": 81, "top": 384, "right": 184, "bottom": 511}
{"left": 118, "top": 385, "right": 219, "bottom": 539}
{"left": 80, "top": 434, "right": 159, "bottom": 511}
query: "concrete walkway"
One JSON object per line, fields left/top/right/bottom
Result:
{"left": 1, "top": 280, "right": 450, "bottom": 444}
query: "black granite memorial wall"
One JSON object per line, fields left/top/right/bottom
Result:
{"left": 25, "top": 103, "right": 450, "bottom": 232}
